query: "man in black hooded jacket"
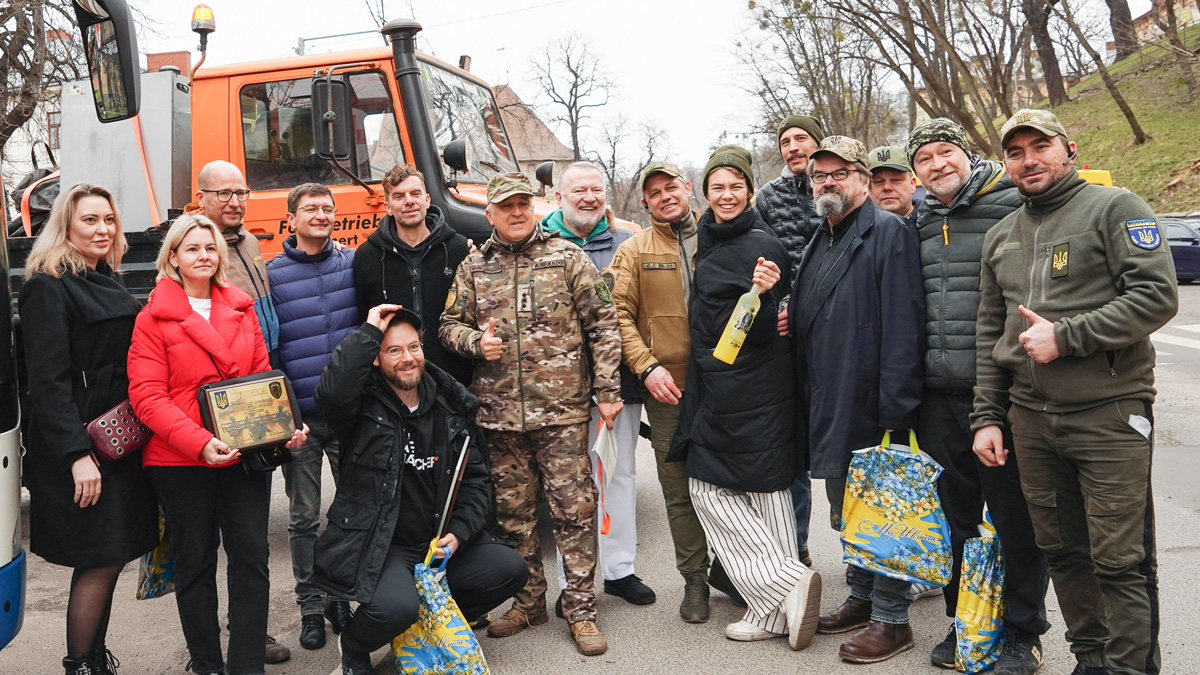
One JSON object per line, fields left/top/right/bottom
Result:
{"left": 313, "top": 304, "right": 527, "bottom": 675}
{"left": 354, "top": 164, "right": 472, "bottom": 384}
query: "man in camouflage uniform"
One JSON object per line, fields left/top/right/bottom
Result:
{"left": 439, "top": 172, "right": 623, "bottom": 657}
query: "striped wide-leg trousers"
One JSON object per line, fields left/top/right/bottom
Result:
{"left": 689, "top": 477, "right": 808, "bottom": 633}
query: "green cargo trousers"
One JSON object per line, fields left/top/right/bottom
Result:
{"left": 1008, "top": 400, "right": 1160, "bottom": 675}
{"left": 643, "top": 395, "right": 710, "bottom": 579}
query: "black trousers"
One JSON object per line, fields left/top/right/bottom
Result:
{"left": 341, "top": 538, "right": 529, "bottom": 656}
{"left": 919, "top": 389, "right": 1050, "bottom": 637}
{"left": 149, "top": 465, "right": 270, "bottom": 675}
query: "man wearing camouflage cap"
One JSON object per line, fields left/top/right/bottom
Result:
{"left": 973, "top": 109, "right": 1176, "bottom": 675}
{"left": 783, "top": 135, "right": 924, "bottom": 664}
{"left": 605, "top": 161, "right": 718, "bottom": 622}
{"left": 866, "top": 146, "right": 920, "bottom": 227}
{"left": 439, "top": 172, "right": 623, "bottom": 656}
{"left": 754, "top": 113, "right": 826, "bottom": 570}
{"left": 907, "top": 117, "right": 1049, "bottom": 674}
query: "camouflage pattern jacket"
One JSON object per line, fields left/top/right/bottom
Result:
{"left": 439, "top": 227, "right": 622, "bottom": 431}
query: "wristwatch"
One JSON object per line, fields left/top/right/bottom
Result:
{"left": 640, "top": 363, "right": 661, "bottom": 384}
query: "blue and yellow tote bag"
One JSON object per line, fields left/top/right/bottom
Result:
{"left": 955, "top": 511, "right": 1006, "bottom": 673}
{"left": 392, "top": 540, "right": 489, "bottom": 675}
{"left": 841, "top": 430, "right": 953, "bottom": 585}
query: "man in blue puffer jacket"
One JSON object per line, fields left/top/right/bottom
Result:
{"left": 267, "top": 182, "right": 359, "bottom": 651}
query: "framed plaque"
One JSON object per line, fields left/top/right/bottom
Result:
{"left": 196, "top": 370, "right": 301, "bottom": 453}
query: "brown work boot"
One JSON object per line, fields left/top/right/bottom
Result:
{"left": 486, "top": 606, "right": 548, "bottom": 638}
{"left": 838, "top": 620, "right": 914, "bottom": 664}
{"left": 818, "top": 595, "right": 872, "bottom": 634}
{"left": 569, "top": 620, "right": 608, "bottom": 656}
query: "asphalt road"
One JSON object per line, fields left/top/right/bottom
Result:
{"left": 4, "top": 285, "right": 1200, "bottom": 674}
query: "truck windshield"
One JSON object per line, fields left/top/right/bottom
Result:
{"left": 419, "top": 61, "right": 518, "bottom": 183}
{"left": 239, "top": 71, "right": 405, "bottom": 192}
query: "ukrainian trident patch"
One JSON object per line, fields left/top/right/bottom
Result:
{"left": 1126, "top": 219, "right": 1162, "bottom": 250}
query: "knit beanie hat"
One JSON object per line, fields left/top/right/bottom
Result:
{"left": 906, "top": 118, "right": 971, "bottom": 166}
{"left": 777, "top": 115, "right": 826, "bottom": 144}
{"left": 703, "top": 145, "right": 755, "bottom": 196}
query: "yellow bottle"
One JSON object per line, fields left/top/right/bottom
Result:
{"left": 712, "top": 284, "right": 763, "bottom": 364}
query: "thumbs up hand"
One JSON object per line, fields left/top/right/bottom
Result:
{"left": 1017, "top": 304, "right": 1060, "bottom": 364}
{"left": 480, "top": 318, "right": 503, "bottom": 361}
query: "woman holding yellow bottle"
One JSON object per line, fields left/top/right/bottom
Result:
{"left": 667, "top": 145, "right": 820, "bottom": 652}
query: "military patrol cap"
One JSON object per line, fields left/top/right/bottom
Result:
{"left": 906, "top": 118, "right": 971, "bottom": 166}
{"left": 486, "top": 172, "right": 535, "bottom": 204}
{"left": 867, "top": 145, "right": 910, "bottom": 173}
{"left": 809, "top": 135, "right": 870, "bottom": 171}
{"left": 384, "top": 306, "right": 423, "bottom": 331}
{"left": 638, "top": 161, "right": 686, "bottom": 192}
{"left": 703, "top": 145, "right": 755, "bottom": 195}
{"left": 1000, "top": 108, "right": 1069, "bottom": 147}
{"left": 777, "top": 114, "right": 826, "bottom": 144}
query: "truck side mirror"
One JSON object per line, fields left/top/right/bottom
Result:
{"left": 74, "top": 0, "right": 141, "bottom": 121}
{"left": 535, "top": 161, "right": 554, "bottom": 189}
{"left": 443, "top": 139, "right": 470, "bottom": 174}
{"left": 311, "top": 77, "right": 353, "bottom": 161}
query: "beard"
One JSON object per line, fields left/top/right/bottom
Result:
{"left": 383, "top": 361, "right": 423, "bottom": 392}
{"left": 927, "top": 172, "right": 967, "bottom": 202}
{"left": 814, "top": 186, "right": 852, "bottom": 219}
{"left": 562, "top": 202, "right": 605, "bottom": 232}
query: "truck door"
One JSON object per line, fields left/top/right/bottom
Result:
{"left": 230, "top": 66, "right": 411, "bottom": 256}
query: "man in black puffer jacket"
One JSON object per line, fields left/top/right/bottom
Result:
{"left": 354, "top": 164, "right": 472, "bottom": 385}
{"left": 313, "top": 305, "right": 527, "bottom": 675}
{"left": 752, "top": 113, "right": 826, "bottom": 567}
{"left": 907, "top": 118, "right": 1049, "bottom": 675}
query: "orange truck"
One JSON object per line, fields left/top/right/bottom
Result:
{"left": 26, "top": 6, "right": 581, "bottom": 301}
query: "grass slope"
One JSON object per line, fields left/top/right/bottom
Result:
{"left": 1054, "top": 25, "right": 1200, "bottom": 212}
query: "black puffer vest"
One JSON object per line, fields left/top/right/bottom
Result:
{"left": 754, "top": 170, "right": 822, "bottom": 284}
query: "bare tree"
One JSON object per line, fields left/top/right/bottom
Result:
{"left": 1, "top": 0, "right": 86, "bottom": 150}
{"left": 1021, "top": 0, "right": 1068, "bottom": 106}
{"left": 1055, "top": 0, "right": 1147, "bottom": 144}
{"left": 816, "top": 0, "right": 1035, "bottom": 155}
{"left": 589, "top": 114, "right": 667, "bottom": 224}
{"left": 1152, "top": 0, "right": 1199, "bottom": 100}
{"left": 529, "top": 34, "right": 612, "bottom": 161}
{"left": 741, "top": 0, "right": 904, "bottom": 142}
{"left": 1105, "top": 0, "right": 1139, "bottom": 62}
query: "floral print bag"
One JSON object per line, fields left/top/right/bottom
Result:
{"left": 955, "top": 510, "right": 1006, "bottom": 673}
{"left": 392, "top": 540, "right": 489, "bottom": 675}
{"left": 840, "top": 430, "right": 953, "bottom": 586}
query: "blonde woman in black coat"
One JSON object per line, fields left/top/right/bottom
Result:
{"left": 19, "top": 183, "right": 158, "bottom": 674}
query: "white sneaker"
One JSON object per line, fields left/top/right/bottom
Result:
{"left": 783, "top": 569, "right": 822, "bottom": 650}
{"left": 912, "top": 582, "right": 942, "bottom": 600}
{"left": 724, "top": 619, "right": 785, "bottom": 641}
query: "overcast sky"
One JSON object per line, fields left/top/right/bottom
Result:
{"left": 139, "top": 0, "right": 756, "bottom": 168}
{"left": 137, "top": 0, "right": 1149, "bottom": 168}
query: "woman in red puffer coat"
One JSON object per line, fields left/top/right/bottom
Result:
{"left": 128, "top": 213, "right": 306, "bottom": 675}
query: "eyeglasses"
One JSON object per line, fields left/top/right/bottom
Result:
{"left": 296, "top": 205, "right": 335, "bottom": 215}
{"left": 810, "top": 169, "right": 859, "bottom": 184}
{"left": 200, "top": 189, "right": 252, "bottom": 203}
{"left": 382, "top": 343, "right": 423, "bottom": 358}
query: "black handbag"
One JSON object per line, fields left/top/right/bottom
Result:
{"left": 195, "top": 365, "right": 301, "bottom": 474}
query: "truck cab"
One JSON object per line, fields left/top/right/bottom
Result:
{"left": 193, "top": 29, "right": 535, "bottom": 257}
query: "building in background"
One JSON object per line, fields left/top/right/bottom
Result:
{"left": 492, "top": 84, "right": 575, "bottom": 179}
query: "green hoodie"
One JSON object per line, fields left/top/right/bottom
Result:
{"left": 970, "top": 170, "right": 1178, "bottom": 430}
{"left": 540, "top": 209, "right": 608, "bottom": 247}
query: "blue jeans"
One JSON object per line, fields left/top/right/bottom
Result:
{"left": 281, "top": 416, "right": 340, "bottom": 616}
{"left": 789, "top": 472, "right": 812, "bottom": 551}
{"left": 824, "top": 477, "right": 913, "bottom": 624}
